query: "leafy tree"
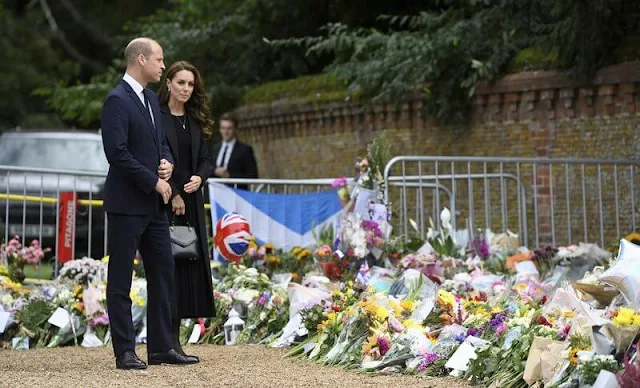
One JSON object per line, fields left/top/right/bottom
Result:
{"left": 0, "top": 3, "right": 78, "bottom": 130}
{"left": 270, "top": 0, "right": 640, "bottom": 123}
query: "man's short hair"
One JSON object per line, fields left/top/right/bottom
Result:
{"left": 124, "top": 38, "right": 154, "bottom": 64}
{"left": 220, "top": 112, "right": 238, "bottom": 129}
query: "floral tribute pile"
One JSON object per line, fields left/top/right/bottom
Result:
{"left": 3, "top": 132, "right": 640, "bottom": 387}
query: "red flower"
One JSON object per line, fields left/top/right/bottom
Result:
{"left": 332, "top": 305, "right": 341, "bottom": 312}
{"left": 541, "top": 295, "right": 548, "bottom": 305}
{"left": 534, "top": 315, "right": 552, "bottom": 327}
{"left": 347, "top": 249, "right": 354, "bottom": 256}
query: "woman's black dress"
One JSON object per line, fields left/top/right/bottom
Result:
{"left": 168, "top": 113, "right": 215, "bottom": 319}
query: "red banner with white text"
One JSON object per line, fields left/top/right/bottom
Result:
{"left": 56, "top": 192, "right": 77, "bottom": 264}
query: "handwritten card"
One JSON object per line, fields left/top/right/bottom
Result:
{"left": 48, "top": 307, "right": 70, "bottom": 329}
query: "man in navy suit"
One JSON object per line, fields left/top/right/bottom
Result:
{"left": 101, "top": 37, "right": 198, "bottom": 369}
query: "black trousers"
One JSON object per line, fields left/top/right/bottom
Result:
{"left": 106, "top": 200, "right": 176, "bottom": 357}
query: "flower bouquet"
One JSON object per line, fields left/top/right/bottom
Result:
{"left": 0, "top": 236, "right": 48, "bottom": 284}
{"left": 58, "top": 257, "right": 105, "bottom": 286}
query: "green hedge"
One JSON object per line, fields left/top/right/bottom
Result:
{"left": 241, "top": 74, "right": 360, "bottom": 105}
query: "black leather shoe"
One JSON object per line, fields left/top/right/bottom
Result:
{"left": 148, "top": 349, "right": 199, "bottom": 365}
{"left": 116, "top": 350, "right": 148, "bottom": 370}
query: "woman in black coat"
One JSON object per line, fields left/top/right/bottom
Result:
{"left": 158, "top": 61, "right": 215, "bottom": 361}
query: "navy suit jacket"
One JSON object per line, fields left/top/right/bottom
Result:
{"left": 100, "top": 79, "right": 174, "bottom": 215}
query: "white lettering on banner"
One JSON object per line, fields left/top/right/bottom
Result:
{"left": 64, "top": 200, "right": 76, "bottom": 248}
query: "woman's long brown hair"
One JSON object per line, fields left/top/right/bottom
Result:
{"left": 158, "top": 61, "right": 214, "bottom": 139}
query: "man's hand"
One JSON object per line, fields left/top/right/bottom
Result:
{"left": 158, "top": 159, "right": 173, "bottom": 181}
{"left": 155, "top": 179, "right": 172, "bottom": 204}
{"left": 184, "top": 175, "right": 202, "bottom": 193}
{"left": 171, "top": 194, "right": 185, "bottom": 215}
{"left": 214, "top": 167, "right": 229, "bottom": 178}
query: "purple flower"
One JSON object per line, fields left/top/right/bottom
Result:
{"left": 418, "top": 352, "right": 439, "bottom": 372}
{"left": 454, "top": 333, "right": 467, "bottom": 343}
{"left": 466, "top": 327, "right": 481, "bottom": 337}
{"left": 388, "top": 316, "right": 404, "bottom": 333}
{"left": 488, "top": 313, "right": 507, "bottom": 331}
{"left": 333, "top": 237, "right": 341, "bottom": 251}
{"left": 89, "top": 312, "right": 110, "bottom": 328}
{"left": 361, "top": 221, "right": 382, "bottom": 237}
{"left": 470, "top": 237, "right": 490, "bottom": 260}
{"left": 378, "top": 337, "right": 390, "bottom": 356}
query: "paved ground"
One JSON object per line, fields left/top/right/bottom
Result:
{"left": 0, "top": 344, "right": 471, "bottom": 387}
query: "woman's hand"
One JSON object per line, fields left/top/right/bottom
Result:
{"left": 171, "top": 194, "right": 186, "bottom": 215}
{"left": 184, "top": 175, "right": 202, "bottom": 193}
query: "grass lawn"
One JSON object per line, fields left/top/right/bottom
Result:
{"left": 24, "top": 262, "right": 54, "bottom": 280}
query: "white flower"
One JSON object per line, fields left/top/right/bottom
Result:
{"left": 244, "top": 268, "right": 259, "bottom": 278}
{"left": 440, "top": 207, "right": 452, "bottom": 232}
{"left": 577, "top": 350, "right": 595, "bottom": 363}
{"left": 1, "top": 293, "right": 14, "bottom": 307}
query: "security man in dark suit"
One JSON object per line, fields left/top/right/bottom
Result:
{"left": 211, "top": 112, "right": 258, "bottom": 191}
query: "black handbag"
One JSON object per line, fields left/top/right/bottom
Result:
{"left": 169, "top": 213, "right": 199, "bottom": 260}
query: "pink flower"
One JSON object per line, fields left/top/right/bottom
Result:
{"left": 388, "top": 316, "right": 404, "bottom": 333}
{"left": 247, "top": 247, "right": 257, "bottom": 257}
{"left": 257, "top": 246, "right": 266, "bottom": 258}
{"left": 331, "top": 177, "right": 348, "bottom": 188}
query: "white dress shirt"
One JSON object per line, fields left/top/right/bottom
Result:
{"left": 123, "top": 73, "right": 155, "bottom": 127}
{"left": 216, "top": 138, "right": 236, "bottom": 169}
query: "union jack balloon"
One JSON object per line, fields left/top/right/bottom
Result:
{"left": 214, "top": 212, "right": 252, "bottom": 264}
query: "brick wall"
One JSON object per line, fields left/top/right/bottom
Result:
{"left": 232, "top": 62, "right": 640, "bottom": 246}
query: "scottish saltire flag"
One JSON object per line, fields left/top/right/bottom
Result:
{"left": 208, "top": 182, "right": 343, "bottom": 255}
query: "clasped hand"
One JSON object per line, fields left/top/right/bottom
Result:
{"left": 155, "top": 159, "right": 174, "bottom": 204}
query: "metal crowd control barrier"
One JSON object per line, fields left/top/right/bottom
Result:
{"left": 384, "top": 156, "right": 640, "bottom": 248}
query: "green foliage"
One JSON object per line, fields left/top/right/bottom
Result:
{"left": 242, "top": 74, "right": 353, "bottom": 105}
{"left": 508, "top": 46, "right": 560, "bottom": 72}
{"left": 0, "top": 4, "right": 80, "bottom": 130}
{"left": 270, "top": 0, "right": 639, "bottom": 123}
{"left": 34, "top": 64, "right": 123, "bottom": 127}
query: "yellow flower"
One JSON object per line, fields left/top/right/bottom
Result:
{"left": 291, "top": 247, "right": 302, "bottom": 255}
{"left": 562, "top": 310, "right": 575, "bottom": 318}
{"left": 633, "top": 315, "right": 640, "bottom": 326}
{"left": 375, "top": 306, "right": 389, "bottom": 322}
{"left": 437, "top": 290, "right": 455, "bottom": 308}
{"left": 428, "top": 333, "right": 438, "bottom": 344}
{"left": 73, "top": 285, "right": 83, "bottom": 297}
{"left": 401, "top": 300, "right": 415, "bottom": 312}
{"left": 327, "top": 312, "right": 337, "bottom": 322}
{"left": 613, "top": 307, "right": 638, "bottom": 327}
{"left": 332, "top": 289, "right": 341, "bottom": 298}
{"left": 491, "top": 307, "right": 502, "bottom": 313}
{"left": 362, "top": 335, "right": 378, "bottom": 355}
{"left": 514, "top": 282, "right": 528, "bottom": 292}
{"left": 133, "top": 258, "right": 140, "bottom": 266}
{"left": 475, "top": 307, "right": 488, "bottom": 316}
{"left": 388, "top": 300, "right": 403, "bottom": 316}
{"left": 266, "top": 255, "right": 281, "bottom": 265}
{"left": 402, "top": 319, "right": 424, "bottom": 331}
{"left": 264, "top": 243, "right": 275, "bottom": 251}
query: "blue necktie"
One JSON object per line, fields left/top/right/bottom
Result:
{"left": 142, "top": 89, "right": 156, "bottom": 129}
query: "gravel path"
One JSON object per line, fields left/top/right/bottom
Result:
{"left": 0, "top": 344, "right": 471, "bottom": 388}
